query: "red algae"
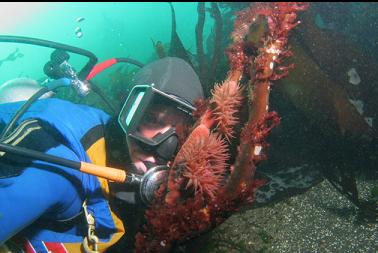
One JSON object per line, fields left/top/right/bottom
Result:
{"left": 135, "top": 3, "right": 309, "bottom": 252}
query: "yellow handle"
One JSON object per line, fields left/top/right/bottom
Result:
{"left": 80, "top": 162, "right": 127, "bottom": 183}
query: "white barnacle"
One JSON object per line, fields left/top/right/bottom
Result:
{"left": 269, "top": 61, "right": 274, "bottom": 70}
{"left": 347, "top": 68, "right": 361, "bottom": 85}
{"left": 266, "top": 45, "right": 281, "bottom": 55}
{"left": 364, "top": 117, "right": 373, "bottom": 127}
{"left": 254, "top": 145, "right": 262, "bottom": 156}
{"left": 348, "top": 99, "right": 364, "bottom": 115}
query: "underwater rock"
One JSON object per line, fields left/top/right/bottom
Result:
{"left": 180, "top": 179, "right": 377, "bottom": 253}
{"left": 255, "top": 164, "right": 322, "bottom": 204}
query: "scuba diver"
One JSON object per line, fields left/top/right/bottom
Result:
{"left": 0, "top": 48, "right": 23, "bottom": 68}
{"left": 0, "top": 54, "right": 204, "bottom": 253}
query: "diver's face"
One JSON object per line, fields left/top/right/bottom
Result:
{"left": 129, "top": 104, "right": 188, "bottom": 173}
{"left": 138, "top": 123, "right": 172, "bottom": 139}
{"left": 130, "top": 125, "right": 172, "bottom": 173}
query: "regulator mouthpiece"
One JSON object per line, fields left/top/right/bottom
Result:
{"left": 137, "top": 165, "right": 169, "bottom": 205}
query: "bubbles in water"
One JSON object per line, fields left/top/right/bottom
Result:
{"left": 76, "top": 17, "right": 85, "bottom": 23}
{"left": 74, "top": 17, "right": 85, "bottom": 38}
{"left": 76, "top": 31, "right": 83, "bottom": 38}
{"left": 75, "top": 27, "right": 83, "bottom": 38}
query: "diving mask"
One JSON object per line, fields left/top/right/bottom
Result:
{"left": 118, "top": 84, "right": 195, "bottom": 163}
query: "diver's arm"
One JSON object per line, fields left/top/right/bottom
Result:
{"left": 0, "top": 144, "right": 84, "bottom": 244}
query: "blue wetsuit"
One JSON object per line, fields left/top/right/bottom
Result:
{"left": 0, "top": 98, "right": 125, "bottom": 252}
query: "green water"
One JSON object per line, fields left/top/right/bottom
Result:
{"left": 0, "top": 2, "right": 214, "bottom": 84}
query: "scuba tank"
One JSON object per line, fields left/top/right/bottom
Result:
{"left": 0, "top": 78, "right": 54, "bottom": 104}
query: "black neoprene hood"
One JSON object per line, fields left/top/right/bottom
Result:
{"left": 130, "top": 57, "right": 204, "bottom": 106}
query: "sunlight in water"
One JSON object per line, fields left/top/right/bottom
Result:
{"left": 0, "top": 3, "right": 52, "bottom": 33}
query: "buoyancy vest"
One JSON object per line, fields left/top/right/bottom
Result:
{"left": 0, "top": 98, "right": 125, "bottom": 253}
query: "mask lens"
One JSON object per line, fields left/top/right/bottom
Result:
{"left": 135, "top": 95, "right": 193, "bottom": 144}
{"left": 119, "top": 85, "right": 195, "bottom": 162}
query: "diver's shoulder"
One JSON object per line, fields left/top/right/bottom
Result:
{"left": 39, "top": 98, "right": 109, "bottom": 114}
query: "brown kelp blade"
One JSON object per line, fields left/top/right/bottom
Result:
{"left": 167, "top": 2, "right": 194, "bottom": 67}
